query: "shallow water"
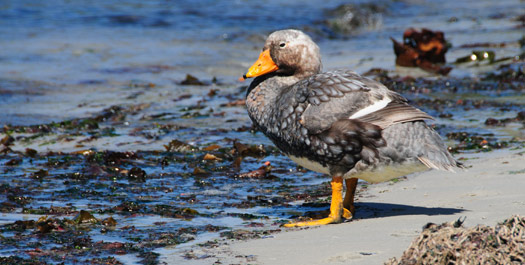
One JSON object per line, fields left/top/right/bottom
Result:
{"left": 0, "top": 0, "right": 524, "bottom": 263}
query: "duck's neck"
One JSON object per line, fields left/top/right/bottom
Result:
{"left": 247, "top": 74, "right": 299, "bottom": 96}
{"left": 245, "top": 74, "right": 301, "bottom": 129}
{"left": 246, "top": 67, "right": 317, "bottom": 98}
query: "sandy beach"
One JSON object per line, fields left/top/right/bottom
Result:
{"left": 164, "top": 149, "right": 525, "bottom": 264}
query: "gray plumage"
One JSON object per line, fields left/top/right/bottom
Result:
{"left": 245, "top": 29, "right": 463, "bottom": 181}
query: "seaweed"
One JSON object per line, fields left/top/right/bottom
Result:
{"left": 386, "top": 216, "right": 525, "bottom": 265}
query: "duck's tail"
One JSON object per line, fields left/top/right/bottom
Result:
{"left": 383, "top": 121, "right": 465, "bottom": 172}
{"left": 418, "top": 153, "right": 464, "bottom": 172}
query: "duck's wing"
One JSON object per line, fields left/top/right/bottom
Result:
{"left": 357, "top": 100, "right": 433, "bottom": 129}
{"left": 297, "top": 70, "right": 433, "bottom": 134}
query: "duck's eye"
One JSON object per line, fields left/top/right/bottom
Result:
{"left": 279, "top": 42, "right": 286, "bottom": 48}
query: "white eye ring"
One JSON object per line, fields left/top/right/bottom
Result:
{"left": 279, "top": 42, "right": 286, "bottom": 48}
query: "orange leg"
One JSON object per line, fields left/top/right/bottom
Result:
{"left": 284, "top": 176, "right": 344, "bottom": 227}
{"left": 343, "top": 178, "right": 358, "bottom": 219}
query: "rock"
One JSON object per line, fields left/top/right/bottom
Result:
{"left": 74, "top": 210, "right": 99, "bottom": 224}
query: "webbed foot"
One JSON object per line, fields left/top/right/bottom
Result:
{"left": 284, "top": 176, "right": 345, "bottom": 227}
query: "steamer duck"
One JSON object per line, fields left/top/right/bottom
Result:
{"left": 243, "top": 29, "right": 462, "bottom": 227}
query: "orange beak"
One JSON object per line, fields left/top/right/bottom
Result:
{"left": 244, "top": 49, "right": 279, "bottom": 78}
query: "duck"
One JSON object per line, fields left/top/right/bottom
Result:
{"left": 242, "top": 29, "right": 463, "bottom": 227}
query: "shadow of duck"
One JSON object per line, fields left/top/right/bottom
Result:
{"left": 355, "top": 202, "right": 464, "bottom": 219}
{"left": 300, "top": 202, "right": 464, "bottom": 220}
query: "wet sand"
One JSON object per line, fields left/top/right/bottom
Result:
{"left": 164, "top": 149, "right": 525, "bottom": 264}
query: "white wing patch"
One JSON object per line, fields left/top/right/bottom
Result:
{"left": 349, "top": 97, "right": 392, "bottom": 119}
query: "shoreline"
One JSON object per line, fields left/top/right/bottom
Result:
{"left": 163, "top": 148, "right": 525, "bottom": 264}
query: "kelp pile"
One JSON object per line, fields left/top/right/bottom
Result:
{"left": 386, "top": 216, "right": 525, "bottom": 265}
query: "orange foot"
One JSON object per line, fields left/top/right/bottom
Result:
{"left": 284, "top": 177, "right": 352, "bottom": 227}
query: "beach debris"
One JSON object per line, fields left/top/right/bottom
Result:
{"left": 113, "top": 201, "right": 143, "bottom": 213}
{"left": 151, "top": 205, "right": 200, "bottom": 220}
{"left": 34, "top": 216, "right": 73, "bottom": 233}
{"left": 127, "top": 167, "right": 147, "bottom": 182}
{"left": 391, "top": 28, "right": 451, "bottom": 75}
{"left": 164, "top": 139, "right": 195, "bottom": 152}
{"left": 456, "top": 50, "right": 524, "bottom": 67}
{"left": 0, "top": 135, "right": 14, "bottom": 146}
{"left": 74, "top": 210, "right": 99, "bottom": 224}
{"left": 174, "top": 94, "right": 193, "bottom": 101}
{"left": 455, "top": 50, "right": 496, "bottom": 64}
{"left": 459, "top": 42, "right": 508, "bottom": 48}
{"left": 31, "top": 169, "right": 49, "bottom": 180}
{"left": 235, "top": 161, "right": 272, "bottom": 178}
{"left": 207, "top": 88, "right": 219, "bottom": 97}
{"left": 7, "top": 194, "right": 33, "bottom": 206}
{"left": 386, "top": 215, "right": 525, "bottom": 265}
{"left": 233, "top": 141, "right": 266, "bottom": 158}
{"left": 220, "top": 98, "right": 246, "bottom": 107}
{"left": 5, "top": 158, "right": 22, "bottom": 166}
{"left": 219, "top": 228, "right": 281, "bottom": 241}
{"left": 192, "top": 167, "right": 208, "bottom": 175}
{"left": 485, "top": 111, "right": 525, "bottom": 126}
{"left": 101, "top": 217, "right": 117, "bottom": 227}
{"left": 25, "top": 148, "right": 38, "bottom": 157}
{"left": 202, "top": 144, "right": 221, "bottom": 151}
{"left": 446, "top": 131, "right": 508, "bottom": 152}
{"left": 7, "top": 220, "right": 36, "bottom": 231}
{"left": 180, "top": 74, "right": 207, "bottom": 85}
{"left": 203, "top": 153, "right": 222, "bottom": 161}
{"left": 99, "top": 151, "right": 138, "bottom": 165}
{"left": 72, "top": 149, "right": 96, "bottom": 156}
{"left": 0, "top": 135, "right": 14, "bottom": 154}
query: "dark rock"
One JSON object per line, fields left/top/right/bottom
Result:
{"left": 31, "top": 169, "right": 48, "bottom": 180}
{"left": 180, "top": 74, "right": 207, "bottom": 85}
{"left": 164, "top": 139, "right": 195, "bottom": 152}
{"left": 25, "top": 148, "right": 38, "bottom": 157}
{"left": 74, "top": 210, "right": 99, "bottom": 224}
{"left": 101, "top": 217, "right": 117, "bottom": 227}
{"left": 128, "top": 167, "right": 147, "bottom": 182}
{"left": 5, "top": 158, "right": 22, "bottom": 166}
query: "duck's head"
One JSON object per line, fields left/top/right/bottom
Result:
{"left": 243, "top": 29, "right": 321, "bottom": 80}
